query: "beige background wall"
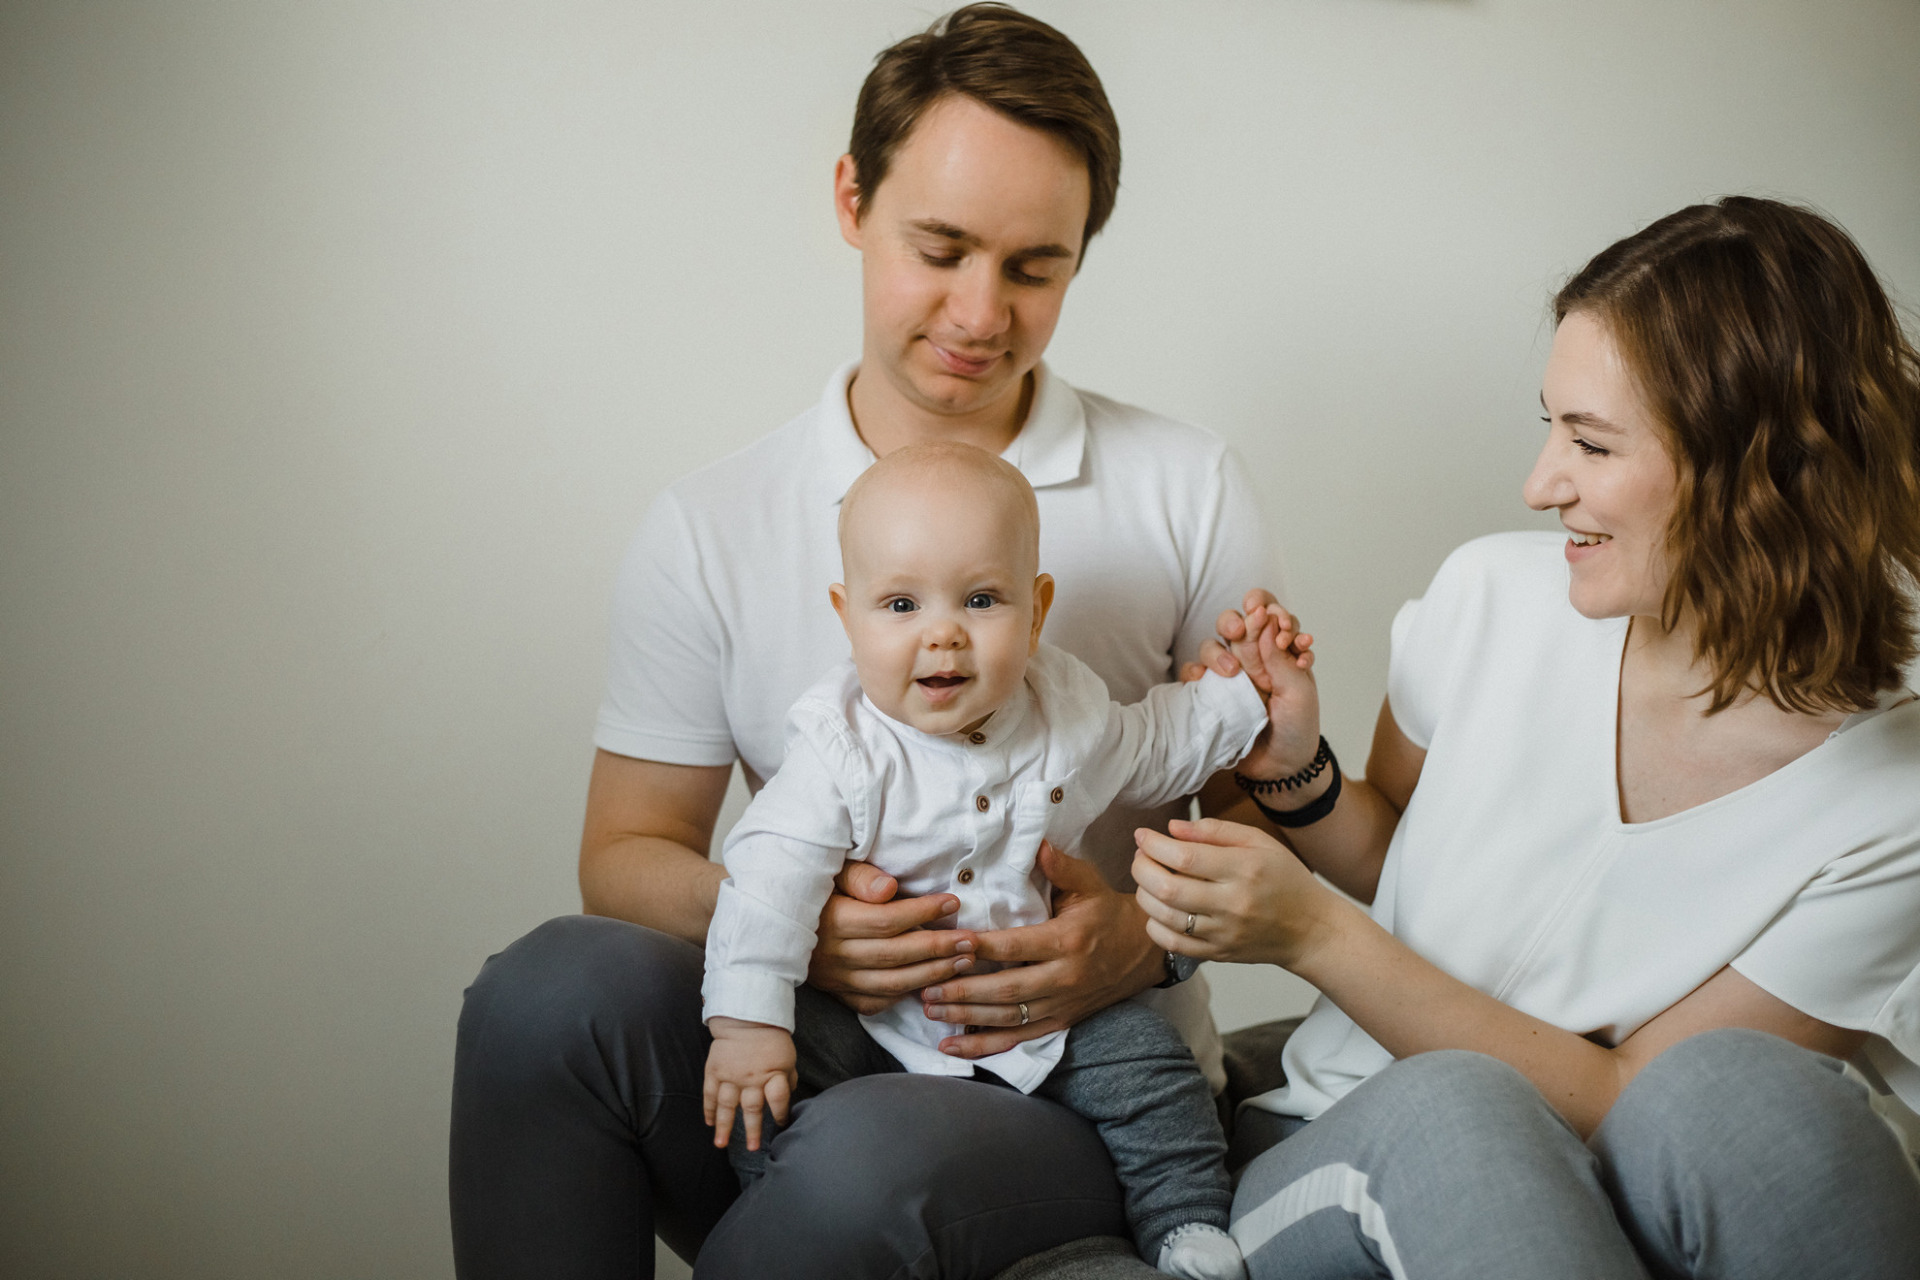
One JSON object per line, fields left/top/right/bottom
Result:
{"left": 3, "top": 2, "right": 1917, "bottom": 1277}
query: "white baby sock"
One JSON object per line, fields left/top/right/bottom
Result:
{"left": 1155, "top": 1222, "right": 1248, "bottom": 1280}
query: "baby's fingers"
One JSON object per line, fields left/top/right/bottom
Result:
{"left": 740, "top": 1085, "right": 767, "bottom": 1151}
{"left": 711, "top": 1082, "right": 739, "bottom": 1148}
{"left": 766, "top": 1072, "right": 793, "bottom": 1125}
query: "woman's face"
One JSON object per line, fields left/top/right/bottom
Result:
{"left": 1524, "top": 311, "right": 1681, "bottom": 621}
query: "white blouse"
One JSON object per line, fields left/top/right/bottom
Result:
{"left": 1252, "top": 532, "right": 1920, "bottom": 1120}
{"left": 703, "top": 644, "right": 1266, "bottom": 1093}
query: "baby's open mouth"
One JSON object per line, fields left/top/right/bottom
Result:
{"left": 917, "top": 674, "right": 969, "bottom": 689}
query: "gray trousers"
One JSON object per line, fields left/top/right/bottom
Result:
{"left": 451, "top": 915, "right": 1139, "bottom": 1280}
{"left": 730, "top": 986, "right": 1231, "bottom": 1260}
{"left": 1229, "top": 1031, "right": 1920, "bottom": 1279}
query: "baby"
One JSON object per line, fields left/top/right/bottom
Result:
{"left": 702, "top": 442, "right": 1291, "bottom": 1280}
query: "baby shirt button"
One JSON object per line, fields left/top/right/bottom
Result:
{"left": 968, "top": 731, "right": 986, "bottom": 744}
{"left": 1050, "top": 787, "right": 1064, "bottom": 804}
{"left": 975, "top": 795, "right": 990, "bottom": 812}
{"left": 957, "top": 868, "right": 975, "bottom": 884}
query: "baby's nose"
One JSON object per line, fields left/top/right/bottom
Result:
{"left": 925, "top": 619, "right": 966, "bottom": 648}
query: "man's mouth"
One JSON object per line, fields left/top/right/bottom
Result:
{"left": 926, "top": 342, "right": 1001, "bottom": 377}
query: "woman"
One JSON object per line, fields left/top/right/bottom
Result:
{"left": 1139, "top": 196, "right": 1920, "bottom": 1279}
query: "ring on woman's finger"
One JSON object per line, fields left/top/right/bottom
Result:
{"left": 1018, "top": 1002, "right": 1030, "bottom": 1026}
{"left": 1184, "top": 913, "right": 1196, "bottom": 936}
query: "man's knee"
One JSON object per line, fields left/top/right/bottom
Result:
{"left": 456, "top": 915, "right": 704, "bottom": 1083}
{"left": 697, "top": 1075, "right": 1127, "bottom": 1280}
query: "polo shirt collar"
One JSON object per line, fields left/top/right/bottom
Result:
{"left": 814, "top": 359, "right": 1088, "bottom": 507}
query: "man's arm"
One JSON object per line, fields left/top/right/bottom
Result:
{"left": 578, "top": 748, "right": 982, "bottom": 1008}
{"left": 579, "top": 749, "right": 732, "bottom": 943}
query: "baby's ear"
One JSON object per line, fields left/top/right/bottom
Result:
{"left": 1029, "top": 573, "right": 1055, "bottom": 650}
{"left": 829, "top": 584, "right": 851, "bottom": 632}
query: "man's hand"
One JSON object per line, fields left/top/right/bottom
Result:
{"left": 703, "top": 1017, "right": 798, "bottom": 1152}
{"left": 807, "top": 860, "right": 979, "bottom": 1016}
{"left": 916, "top": 843, "right": 1161, "bottom": 1059}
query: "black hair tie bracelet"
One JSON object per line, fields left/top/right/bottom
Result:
{"left": 1234, "top": 737, "right": 1342, "bottom": 829}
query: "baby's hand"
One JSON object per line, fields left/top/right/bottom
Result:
{"left": 704, "top": 1017, "right": 798, "bottom": 1151}
{"left": 1223, "top": 591, "right": 1321, "bottom": 782}
{"left": 1224, "top": 593, "right": 1315, "bottom": 694}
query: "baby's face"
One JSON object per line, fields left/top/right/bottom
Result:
{"left": 831, "top": 472, "right": 1051, "bottom": 737}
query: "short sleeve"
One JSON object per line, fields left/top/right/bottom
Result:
{"left": 1732, "top": 835, "right": 1920, "bottom": 1055}
{"left": 1384, "top": 549, "right": 1480, "bottom": 751}
{"left": 593, "top": 490, "right": 737, "bottom": 765}
{"left": 1174, "top": 447, "right": 1279, "bottom": 669}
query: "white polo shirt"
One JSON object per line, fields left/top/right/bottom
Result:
{"left": 596, "top": 360, "right": 1275, "bottom": 1089}
{"left": 1251, "top": 532, "right": 1920, "bottom": 1119}
{"left": 703, "top": 646, "right": 1266, "bottom": 1092}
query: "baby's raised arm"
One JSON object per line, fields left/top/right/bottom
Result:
{"left": 1210, "top": 591, "right": 1323, "bottom": 784}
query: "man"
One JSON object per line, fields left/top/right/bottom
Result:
{"left": 451, "top": 7, "right": 1274, "bottom": 1277}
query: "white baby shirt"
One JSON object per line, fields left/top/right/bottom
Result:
{"left": 702, "top": 644, "right": 1268, "bottom": 1093}
{"left": 1253, "top": 532, "right": 1920, "bottom": 1119}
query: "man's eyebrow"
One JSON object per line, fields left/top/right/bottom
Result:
{"left": 908, "top": 219, "right": 1076, "bottom": 261}
{"left": 910, "top": 219, "right": 982, "bottom": 247}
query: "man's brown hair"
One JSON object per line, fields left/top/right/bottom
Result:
{"left": 1556, "top": 196, "right": 1920, "bottom": 714}
{"left": 848, "top": 3, "right": 1120, "bottom": 256}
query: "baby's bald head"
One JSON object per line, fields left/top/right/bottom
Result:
{"left": 830, "top": 442, "right": 1054, "bottom": 735}
{"left": 838, "top": 442, "right": 1041, "bottom": 580}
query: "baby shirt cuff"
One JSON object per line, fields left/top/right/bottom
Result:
{"left": 701, "top": 968, "right": 798, "bottom": 1033}
{"left": 1195, "top": 668, "right": 1270, "bottom": 757}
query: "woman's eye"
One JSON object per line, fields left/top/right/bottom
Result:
{"left": 966, "top": 593, "right": 996, "bottom": 610}
{"left": 1572, "top": 437, "right": 1608, "bottom": 457}
{"left": 887, "top": 598, "right": 917, "bottom": 613}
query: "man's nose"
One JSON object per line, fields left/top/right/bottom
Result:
{"left": 946, "top": 264, "right": 1010, "bottom": 340}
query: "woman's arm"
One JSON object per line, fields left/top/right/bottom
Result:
{"left": 1221, "top": 696, "right": 1425, "bottom": 904}
{"left": 1133, "top": 819, "right": 1865, "bottom": 1137}
{"left": 1199, "top": 589, "right": 1428, "bottom": 903}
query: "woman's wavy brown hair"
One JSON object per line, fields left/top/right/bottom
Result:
{"left": 1556, "top": 196, "right": 1920, "bottom": 714}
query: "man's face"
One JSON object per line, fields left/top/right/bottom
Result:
{"left": 830, "top": 470, "right": 1052, "bottom": 737}
{"left": 837, "top": 94, "right": 1091, "bottom": 425}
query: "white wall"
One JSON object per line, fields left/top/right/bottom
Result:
{"left": 2, "top": 2, "right": 1915, "bottom": 1276}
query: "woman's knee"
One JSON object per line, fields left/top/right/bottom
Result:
{"left": 1595, "top": 1029, "right": 1920, "bottom": 1278}
{"left": 1599, "top": 1028, "right": 1851, "bottom": 1157}
{"left": 1361, "top": 1049, "right": 1564, "bottom": 1144}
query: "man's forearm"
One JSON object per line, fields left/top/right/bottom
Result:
{"left": 580, "top": 835, "right": 727, "bottom": 945}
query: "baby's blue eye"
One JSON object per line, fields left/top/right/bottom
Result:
{"left": 966, "top": 593, "right": 996, "bottom": 610}
{"left": 887, "top": 598, "right": 918, "bottom": 613}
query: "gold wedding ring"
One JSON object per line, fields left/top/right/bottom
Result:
{"left": 1184, "top": 913, "right": 1196, "bottom": 935}
{"left": 1018, "top": 1002, "right": 1031, "bottom": 1026}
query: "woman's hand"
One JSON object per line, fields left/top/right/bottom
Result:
{"left": 1131, "top": 816, "right": 1340, "bottom": 969}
